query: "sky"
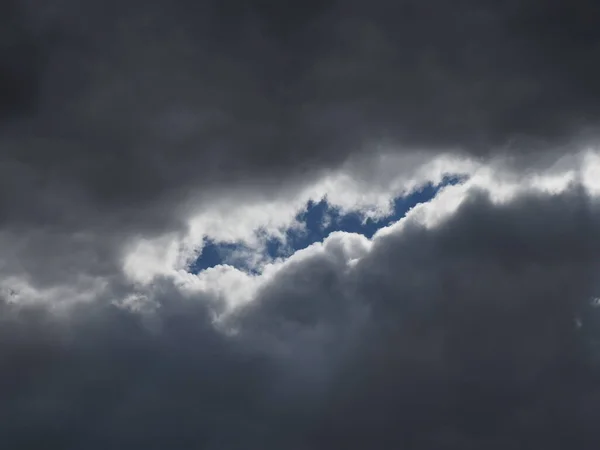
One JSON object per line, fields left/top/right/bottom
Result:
{"left": 190, "top": 175, "right": 466, "bottom": 272}
{"left": 2, "top": 0, "right": 600, "bottom": 448}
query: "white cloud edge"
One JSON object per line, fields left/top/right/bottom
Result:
{"left": 4, "top": 148, "right": 600, "bottom": 311}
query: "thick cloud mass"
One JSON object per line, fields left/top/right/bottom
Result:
{"left": 2, "top": 187, "right": 600, "bottom": 448}
{"left": 2, "top": 0, "right": 600, "bottom": 448}
{"left": 2, "top": 0, "right": 600, "bottom": 229}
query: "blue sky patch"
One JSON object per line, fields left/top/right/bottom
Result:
{"left": 189, "top": 175, "right": 466, "bottom": 273}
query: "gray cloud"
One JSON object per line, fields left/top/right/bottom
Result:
{"left": 1, "top": 0, "right": 597, "bottom": 296}
{"left": 2, "top": 0, "right": 600, "bottom": 447}
{"left": 2, "top": 185, "right": 600, "bottom": 448}
{"left": 2, "top": 0, "right": 600, "bottom": 232}
{"left": 318, "top": 186, "right": 600, "bottom": 448}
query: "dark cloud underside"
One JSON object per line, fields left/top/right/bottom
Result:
{"left": 1, "top": 0, "right": 600, "bottom": 230}
{"left": 2, "top": 0, "right": 600, "bottom": 448}
{"left": 2, "top": 187, "right": 600, "bottom": 448}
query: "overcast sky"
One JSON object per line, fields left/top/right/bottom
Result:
{"left": 2, "top": 0, "right": 600, "bottom": 448}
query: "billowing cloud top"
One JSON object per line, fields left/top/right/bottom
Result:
{"left": 2, "top": 0, "right": 600, "bottom": 448}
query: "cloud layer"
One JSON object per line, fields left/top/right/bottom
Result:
{"left": 2, "top": 0, "right": 600, "bottom": 448}
{"left": 3, "top": 0, "right": 600, "bottom": 230}
{"left": 3, "top": 178, "right": 600, "bottom": 448}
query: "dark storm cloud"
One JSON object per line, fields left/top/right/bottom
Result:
{"left": 296, "top": 185, "right": 600, "bottom": 448}
{"left": 3, "top": 1, "right": 600, "bottom": 447}
{"left": 2, "top": 185, "right": 600, "bottom": 448}
{"left": 2, "top": 0, "right": 600, "bottom": 232}
{"left": 0, "top": 1, "right": 42, "bottom": 119}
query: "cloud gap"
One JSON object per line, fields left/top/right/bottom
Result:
{"left": 189, "top": 174, "right": 467, "bottom": 274}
